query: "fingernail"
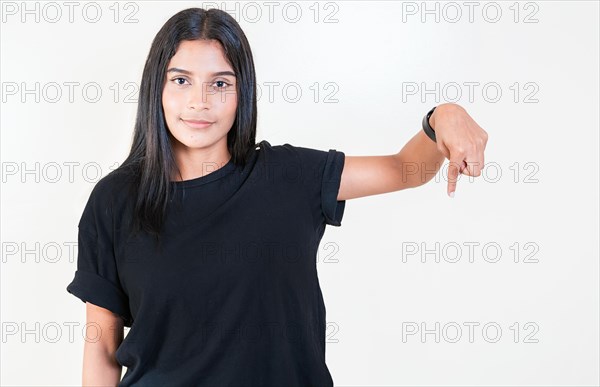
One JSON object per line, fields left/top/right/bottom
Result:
{"left": 449, "top": 191, "right": 455, "bottom": 198}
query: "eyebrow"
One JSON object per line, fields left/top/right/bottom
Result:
{"left": 166, "top": 67, "right": 236, "bottom": 77}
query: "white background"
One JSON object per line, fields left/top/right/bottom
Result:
{"left": 1, "top": 1, "right": 598, "bottom": 386}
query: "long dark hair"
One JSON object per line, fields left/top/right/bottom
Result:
{"left": 119, "top": 7, "right": 258, "bottom": 241}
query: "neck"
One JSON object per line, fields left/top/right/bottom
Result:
{"left": 170, "top": 140, "right": 231, "bottom": 182}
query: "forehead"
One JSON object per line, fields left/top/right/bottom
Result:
{"left": 168, "top": 39, "right": 233, "bottom": 73}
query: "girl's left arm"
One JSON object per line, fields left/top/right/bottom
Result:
{"left": 337, "top": 103, "right": 489, "bottom": 200}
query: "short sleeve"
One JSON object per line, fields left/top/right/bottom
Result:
{"left": 66, "top": 180, "right": 133, "bottom": 327}
{"left": 281, "top": 143, "right": 346, "bottom": 227}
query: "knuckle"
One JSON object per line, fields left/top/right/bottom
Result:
{"left": 453, "top": 146, "right": 466, "bottom": 155}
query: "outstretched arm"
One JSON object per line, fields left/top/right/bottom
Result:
{"left": 337, "top": 103, "right": 488, "bottom": 201}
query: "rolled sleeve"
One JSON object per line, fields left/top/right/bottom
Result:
{"left": 66, "top": 181, "right": 133, "bottom": 327}
{"left": 321, "top": 149, "right": 346, "bottom": 226}
{"left": 67, "top": 270, "right": 133, "bottom": 327}
{"left": 281, "top": 143, "right": 347, "bottom": 227}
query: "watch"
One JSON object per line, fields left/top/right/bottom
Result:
{"left": 422, "top": 106, "right": 437, "bottom": 143}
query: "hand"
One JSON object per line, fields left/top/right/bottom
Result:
{"left": 429, "top": 103, "right": 489, "bottom": 197}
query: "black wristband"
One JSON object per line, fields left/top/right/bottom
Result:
{"left": 422, "top": 106, "right": 437, "bottom": 143}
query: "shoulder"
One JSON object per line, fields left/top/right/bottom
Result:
{"left": 89, "top": 167, "right": 136, "bottom": 204}
{"left": 258, "top": 140, "right": 344, "bottom": 177}
{"left": 80, "top": 166, "right": 136, "bottom": 228}
{"left": 258, "top": 139, "right": 330, "bottom": 165}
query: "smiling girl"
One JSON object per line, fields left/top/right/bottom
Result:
{"left": 67, "top": 7, "right": 488, "bottom": 387}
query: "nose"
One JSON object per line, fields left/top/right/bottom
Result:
{"left": 187, "top": 81, "right": 215, "bottom": 110}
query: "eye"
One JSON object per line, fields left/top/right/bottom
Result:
{"left": 171, "top": 77, "right": 189, "bottom": 86}
{"left": 214, "top": 80, "right": 232, "bottom": 90}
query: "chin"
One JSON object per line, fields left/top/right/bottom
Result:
{"left": 180, "top": 139, "right": 216, "bottom": 149}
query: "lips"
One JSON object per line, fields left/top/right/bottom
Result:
{"left": 181, "top": 119, "right": 214, "bottom": 129}
{"left": 183, "top": 119, "right": 213, "bottom": 124}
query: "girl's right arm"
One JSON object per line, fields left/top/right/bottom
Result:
{"left": 82, "top": 301, "right": 125, "bottom": 386}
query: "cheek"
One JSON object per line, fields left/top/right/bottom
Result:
{"left": 162, "top": 91, "right": 179, "bottom": 119}
{"left": 224, "top": 93, "right": 238, "bottom": 117}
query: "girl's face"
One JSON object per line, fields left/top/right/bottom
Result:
{"left": 162, "top": 39, "right": 237, "bottom": 156}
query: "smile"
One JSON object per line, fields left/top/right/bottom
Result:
{"left": 181, "top": 119, "right": 213, "bottom": 129}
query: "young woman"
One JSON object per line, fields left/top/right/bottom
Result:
{"left": 66, "top": 7, "right": 488, "bottom": 387}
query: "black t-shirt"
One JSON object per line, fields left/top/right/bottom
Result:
{"left": 66, "top": 140, "right": 346, "bottom": 386}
